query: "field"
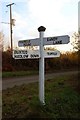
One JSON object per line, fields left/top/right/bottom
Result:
{"left": 2, "top": 73, "right": 80, "bottom": 119}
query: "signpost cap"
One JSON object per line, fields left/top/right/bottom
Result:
{"left": 38, "top": 26, "right": 46, "bottom": 32}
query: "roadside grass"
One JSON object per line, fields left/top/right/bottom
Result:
{"left": 2, "top": 73, "right": 80, "bottom": 119}
{"left": 2, "top": 70, "right": 38, "bottom": 78}
{"left": 2, "top": 69, "right": 77, "bottom": 78}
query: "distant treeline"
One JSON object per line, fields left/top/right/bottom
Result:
{"left": 2, "top": 50, "right": 79, "bottom": 72}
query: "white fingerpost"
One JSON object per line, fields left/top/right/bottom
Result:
{"left": 38, "top": 26, "right": 46, "bottom": 105}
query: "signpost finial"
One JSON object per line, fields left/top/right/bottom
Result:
{"left": 38, "top": 26, "right": 46, "bottom": 32}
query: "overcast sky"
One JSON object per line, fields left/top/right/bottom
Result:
{"left": 78, "top": 1, "right": 80, "bottom": 31}
{"left": 0, "top": 0, "right": 79, "bottom": 52}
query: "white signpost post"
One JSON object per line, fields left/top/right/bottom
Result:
{"left": 13, "top": 26, "right": 70, "bottom": 105}
{"left": 38, "top": 27, "right": 46, "bottom": 104}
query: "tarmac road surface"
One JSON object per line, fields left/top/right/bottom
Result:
{"left": 2, "top": 70, "right": 79, "bottom": 90}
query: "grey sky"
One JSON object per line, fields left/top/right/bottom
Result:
{"left": 78, "top": 1, "right": 80, "bottom": 31}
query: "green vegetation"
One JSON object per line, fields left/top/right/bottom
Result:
{"left": 2, "top": 71, "right": 38, "bottom": 78}
{"left": 2, "top": 50, "right": 79, "bottom": 72}
{"left": 2, "top": 73, "right": 80, "bottom": 119}
{"left": 2, "top": 69, "right": 76, "bottom": 78}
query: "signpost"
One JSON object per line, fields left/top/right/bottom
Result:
{"left": 43, "top": 35, "right": 70, "bottom": 45}
{"left": 18, "top": 38, "right": 40, "bottom": 47}
{"left": 13, "top": 50, "right": 60, "bottom": 59}
{"left": 18, "top": 35, "right": 70, "bottom": 47}
{"left": 44, "top": 50, "right": 60, "bottom": 58}
{"left": 13, "top": 50, "right": 40, "bottom": 59}
{"left": 38, "top": 26, "right": 46, "bottom": 104}
{"left": 13, "top": 26, "right": 70, "bottom": 105}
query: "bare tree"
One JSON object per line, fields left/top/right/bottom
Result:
{"left": 0, "top": 31, "right": 4, "bottom": 51}
{"left": 72, "top": 32, "right": 80, "bottom": 52}
{"left": 0, "top": 31, "right": 4, "bottom": 71}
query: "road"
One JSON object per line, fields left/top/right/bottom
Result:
{"left": 2, "top": 71, "right": 79, "bottom": 90}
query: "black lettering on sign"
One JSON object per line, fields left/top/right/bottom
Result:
{"left": 14, "top": 55, "right": 22, "bottom": 58}
{"left": 47, "top": 52, "right": 57, "bottom": 55}
{"left": 14, "top": 50, "right": 28, "bottom": 54}
{"left": 30, "top": 54, "right": 39, "bottom": 58}
{"left": 53, "top": 40, "right": 62, "bottom": 45}
{"left": 23, "top": 40, "right": 31, "bottom": 46}
{"left": 23, "top": 55, "right": 28, "bottom": 58}
{"left": 14, "top": 50, "right": 19, "bottom": 54}
{"left": 47, "top": 37, "right": 57, "bottom": 41}
{"left": 20, "top": 50, "right": 27, "bottom": 54}
{"left": 14, "top": 50, "right": 16, "bottom": 54}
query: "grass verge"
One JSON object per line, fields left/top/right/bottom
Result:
{"left": 2, "top": 73, "right": 80, "bottom": 119}
{"left": 2, "top": 68, "right": 78, "bottom": 78}
{"left": 2, "top": 71, "right": 38, "bottom": 78}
